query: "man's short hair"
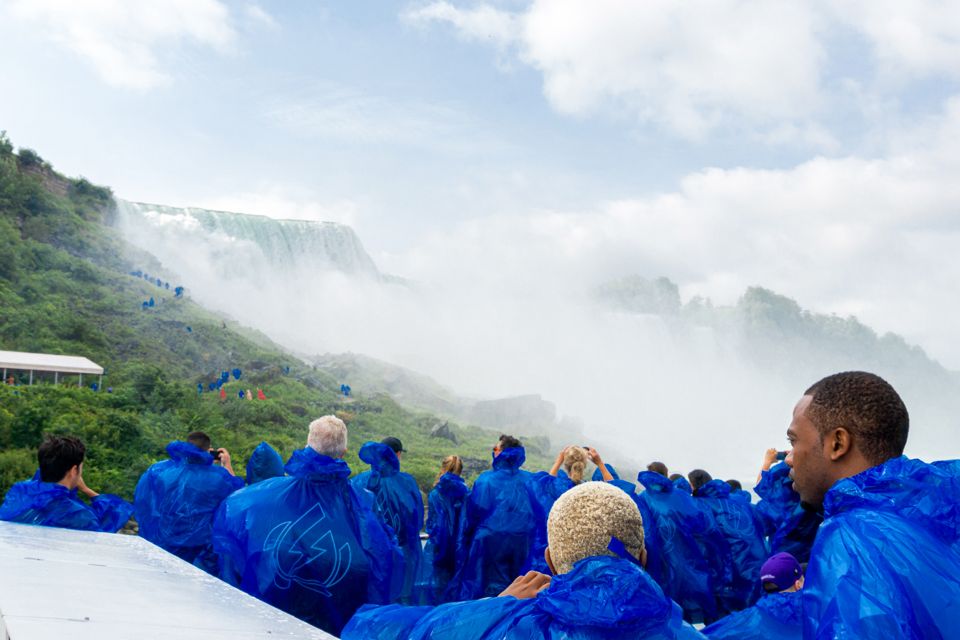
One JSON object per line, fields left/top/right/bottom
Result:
{"left": 498, "top": 434, "right": 522, "bottom": 449}
{"left": 647, "top": 461, "right": 668, "bottom": 477}
{"left": 804, "top": 371, "right": 909, "bottom": 465}
{"left": 547, "top": 481, "right": 644, "bottom": 575}
{"left": 307, "top": 415, "right": 348, "bottom": 458}
{"left": 668, "top": 473, "right": 683, "bottom": 482}
{"left": 187, "top": 431, "right": 211, "bottom": 451}
{"left": 726, "top": 479, "right": 743, "bottom": 492}
{"left": 688, "top": 469, "right": 713, "bottom": 493}
{"left": 38, "top": 435, "right": 85, "bottom": 483}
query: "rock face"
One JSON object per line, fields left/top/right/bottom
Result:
{"left": 467, "top": 394, "right": 557, "bottom": 434}
{"left": 429, "top": 421, "right": 458, "bottom": 444}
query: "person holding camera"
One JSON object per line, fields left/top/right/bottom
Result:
{"left": 134, "top": 431, "right": 243, "bottom": 573}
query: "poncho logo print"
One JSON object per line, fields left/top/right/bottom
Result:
{"left": 262, "top": 502, "right": 354, "bottom": 595}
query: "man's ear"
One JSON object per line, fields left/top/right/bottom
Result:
{"left": 640, "top": 547, "right": 648, "bottom": 569}
{"left": 545, "top": 548, "right": 557, "bottom": 576}
{"left": 827, "top": 427, "right": 852, "bottom": 461}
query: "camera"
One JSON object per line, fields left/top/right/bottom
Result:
{"left": 209, "top": 448, "right": 222, "bottom": 460}
{"left": 775, "top": 450, "right": 788, "bottom": 461}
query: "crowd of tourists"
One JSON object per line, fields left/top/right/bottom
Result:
{"left": 1, "top": 371, "right": 958, "bottom": 638}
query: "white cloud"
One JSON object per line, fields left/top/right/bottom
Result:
{"left": 403, "top": 1, "right": 522, "bottom": 50}
{"left": 828, "top": 0, "right": 960, "bottom": 79}
{"left": 407, "top": 1, "right": 960, "bottom": 142}
{"left": 384, "top": 96, "right": 960, "bottom": 369}
{"left": 5, "top": 0, "right": 238, "bottom": 89}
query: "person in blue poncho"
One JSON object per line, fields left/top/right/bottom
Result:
{"left": 703, "top": 552, "right": 803, "bottom": 639}
{"left": 753, "top": 451, "right": 821, "bottom": 563}
{"left": 526, "top": 445, "right": 614, "bottom": 573}
{"left": 691, "top": 475, "right": 768, "bottom": 615}
{"left": 212, "top": 415, "right": 397, "bottom": 635}
{"left": 416, "top": 455, "right": 468, "bottom": 604}
{"left": 455, "top": 434, "right": 537, "bottom": 599}
{"left": 245, "top": 441, "right": 284, "bottom": 484}
{"left": 0, "top": 435, "right": 133, "bottom": 532}
{"left": 725, "top": 479, "right": 752, "bottom": 504}
{"left": 636, "top": 469, "right": 717, "bottom": 624}
{"left": 593, "top": 462, "right": 637, "bottom": 494}
{"left": 350, "top": 437, "right": 424, "bottom": 604}
{"left": 134, "top": 431, "right": 243, "bottom": 573}
{"left": 786, "top": 371, "right": 960, "bottom": 638}
{"left": 342, "top": 481, "right": 706, "bottom": 639}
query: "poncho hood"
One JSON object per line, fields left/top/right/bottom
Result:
{"left": 696, "top": 479, "right": 731, "bottom": 499}
{"left": 492, "top": 446, "right": 525, "bottom": 471}
{"left": 359, "top": 441, "right": 400, "bottom": 476}
{"left": 536, "top": 555, "right": 676, "bottom": 631}
{"left": 166, "top": 441, "right": 213, "bottom": 465}
{"left": 436, "top": 472, "right": 468, "bottom": 500}
{"left": 638, "top": 470, "right": 674, "bottom": 493}
{"left": 1, "top": 480, "right": 73, "bottom": 516}
{"left": 284, "top": 447, "right": 351, "bottom": 481}
{"left": 824, "top": 455, "right": 960, "bottom": 539}
{"left": 246, "top": 441, "right": 285, "bottom": 484}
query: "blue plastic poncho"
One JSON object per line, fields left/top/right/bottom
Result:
{"left": 350, "top": 442, "right": 424, "bottom": 604}
{"left": 636, "top": 471, "right": 717, "bottom": 624}
{"left": 343, "top": 555, "right": 706, "bottom": 640}
{"left": 729, "top": 488, "right": 753, "bottom": 504}
{"left": 703, "top": 591, "right": 802, "bottom": 639}
{"left": 212, "top": 447, "right": 398, "bottom": 636}
{"left": 593, "top": 463, "right": 638, "bottom": 495}
{"left": 134, "top": 441, "right": 244, "bottom": 571}
{"left": 526, "top": 470, "right": 575, "bottom": 573}
{"left": 753, "top": 462, "right": 820, "bottom": 562}
{"left": 802, "top": 456, "right": 960, "bottom": 638}
{"left": 456, "top": 447, "right": 536, "bottom": 599}
{"left": 416, "top": 472, "right": 469, "bottom": 604}
{"left": 693, "top": 480, "right": 768, "bottom": 614}
{"left": 246, "top": 441, "right": 285, "bottom": 485}
{"left": 0, "top": 479, "right": 132, "bottom": 532}
{"left": 673, "top": 476, "right": 693, "bottom": 494}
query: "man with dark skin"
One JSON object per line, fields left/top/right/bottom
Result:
{"left": 784, "top": 371, "right": 960, "bottom": 638}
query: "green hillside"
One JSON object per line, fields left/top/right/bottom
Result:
{"left": 0, "top": 133, "right": 550, "bottom": 500}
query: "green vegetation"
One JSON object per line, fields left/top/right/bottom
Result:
{"left": 0, "top": 132, "right": 549, "bottom": 501}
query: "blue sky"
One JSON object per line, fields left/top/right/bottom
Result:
{"left": 3, "top": 0, "right": 960, "bottom": 370}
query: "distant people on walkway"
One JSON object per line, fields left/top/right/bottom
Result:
{"left": 0, "top": 435, "right": 132, "bottom": 532}
{"left": 134, "top": 432, "right": 243, "bottom": 573}
{"left": 212, "top": 415, "right": 397, "bottom": 636}
{"left": 417, "top": 455, "right": 468, "bottom": 604}
{"left": 787, "top": 371, "right": 960, "bottom": 637}
{"left": 351, "top": 437, "right": 424, "bottom": 604}
{"left": 455, "top": 434, "right": 537, "bottom": 599}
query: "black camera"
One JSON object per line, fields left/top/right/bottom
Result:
{"left": 775, "top": 451, "right": 788, "bottom": 461}
{"left": 210, "top": 448, "right": 222, "bottom": 460}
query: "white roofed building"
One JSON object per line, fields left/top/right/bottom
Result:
{"left": 0, "top": 350, "right": 104, "bottom": 388}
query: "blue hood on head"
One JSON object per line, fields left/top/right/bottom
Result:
{"left": 824, "top": 455, "right": 960, "bottom": 541}
{"left": 246, "top": 441, "right": 285, "bottom": 484}
{"left": 436, "top": 472, "right": 468, "bottom": 499}
{"left": 493, "top": 446, "right": 525, "bottom": 471}
{"left": 359, "top": 441, "right": 400, "bottom": 476}
{"left": 638, "top": 470, "right": 674, "bottom": 493}
{"left": 730, "top": 489, "right": 753, "bottom": 504}
{"left": 672, "top": 476, "right": 693, "bottom": 494}
{"left": 696, "top": 479, "right": 731, "bottom": 499}
{"left": 536, "top": 555, "right": 676, "bottom": 631}
{"left": 166, "top": 441, "right": 214, "bottom": 464}
{"left": 284, "top": 447, "right": 351, "bottom": 481}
